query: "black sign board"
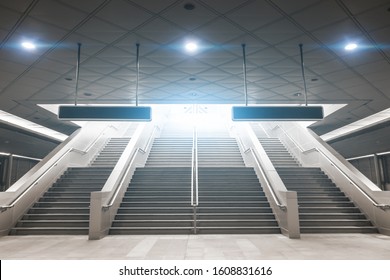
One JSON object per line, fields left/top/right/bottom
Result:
{"left": 58, "top": 106, "right": 152, "bottom": 121}
{"left": 232, "top": 106, "right": 323, "bottom": 121}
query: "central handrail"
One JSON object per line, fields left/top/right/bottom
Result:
{"left": 0, "top": 128, "right": 109, "bottom": 212}
{"left": 236, "top": 136, "right": 286, "bottom": 211}
{"left": 191, "top": 126, "right": 198, "bottom": 206}
{"left": 191, "top": 126, "right": 199, "bottom": 234}
{"left": 273, "top": 124, "right": 390, "bottom": 210}
{"left": 248, "top": 148, "right": 287, "bottom": 211}
{"left": 103, "top": 125, "right": 159, "bottom": 210}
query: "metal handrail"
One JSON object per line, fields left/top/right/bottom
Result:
{"left": 191, "top": 126, "right": 199, "bottom": 234}
{"left": 0, "top": 148, "right": 72, "bottom": 212}
{"left": 81, "top": 127, "right": 112, "bottom": 154}
{"left": 191, "top": 126, "right": 198, "bottom": 206}
{"left": 273, "top": 125, "right": 390, "bottom": 210}
{"left": 102, "top": 125, "right": 158, "bottom": 210}
{"left": 307, "top": 147, "right": 390, "bottom": 210}
{"left": 0, "top": 128, "right": 109, "bottom": 212}
{"left": 236, "top": 136, "right": 286, "bottom": 211}
{"left": 272, "top": 124, "right": 305, "bottom": 152}
{"left": 248, "top": 148, "right": 287, "bottom": 211}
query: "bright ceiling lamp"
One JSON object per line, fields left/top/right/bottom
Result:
{"left": 345, "top": 43, "right": 358, "bottom": 51}
{"left": 21, "top": 41, "right": 36, "bottom": 50}
{"left": 185, "top": 41, "right": 198, "bottom": 53}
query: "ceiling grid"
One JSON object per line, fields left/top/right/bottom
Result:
{"left": 0, "top": 0, "right": 387, "bottom": 137}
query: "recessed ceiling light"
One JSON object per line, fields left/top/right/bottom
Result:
{"left": 21, "top": 41, "right": 36, "bottom": 50}
{"left": 185, "top": 41, "right": 198, "bottom": 53}
{"left": 65, "top": 77, "right": 73, "bottom": 81}
{"left": 189, "top": 77, "right": 197, "bottom": 81}
{"left": 84, "top": 93, "right": 93, "bottom": 97}
{"left": 345, "top": 43, "right": 358, "bottom": 51}
{"left": 293, "top": 92, "right": 302, "bottom": 97}
{"left": 184, "top": 3, "right": 195, "bottom": 10}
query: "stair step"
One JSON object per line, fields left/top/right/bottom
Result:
{"left": 196, "top": 227, "right": 281, "bottom": 234}
{"left": 9, "top": 228, "right": 89, "bottom": 235}
{"left": 109, "top": 227, "right": 194, "bottom": 235}
{"left": 15, "top": 220, "right": 89, "bottom": 227}
{"left": 22, "top": 214, "right": 90, "bottom": 220}
{"left": 300, "top": 226, "right": 378, "bottom": 234}
{"left": 299, "top": 213, "right": 367, "bottom": 219}
{"left": 300, "top": 219, "right": 373, "bottom": 226}
{"left": 112, "top": 220, "right": 193, "bottom": 227}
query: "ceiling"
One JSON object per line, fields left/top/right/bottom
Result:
{"left": 0, "top": 0, "right": 389, "bottom": 157}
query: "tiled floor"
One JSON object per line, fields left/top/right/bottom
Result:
{"left": 1, "top": 233, "right": 390, "bottom": 259}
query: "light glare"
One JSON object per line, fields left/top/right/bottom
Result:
{"left": 185, "top": 42, "right": 198, "bottom": 53}
{"left": 345, "top": 43, "right": 357, "bottom": 51}
{"left": 22, "top": 41, "right": 36, "bottom": 50}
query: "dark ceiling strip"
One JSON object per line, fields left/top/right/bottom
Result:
{"left": 0, "top": 0, "right": 40, "bottom": 50}
{"left": 327, "top": 119, "right": 390, "bottom": 144}
{"left": 0, "top": 122, "right": 61, "bottom": 144}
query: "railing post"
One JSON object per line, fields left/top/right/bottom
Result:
{"left": 191, "top": 126, "right": 198, "bottom": 234}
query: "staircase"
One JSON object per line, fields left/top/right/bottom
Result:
{"left": 198, "top": 138, "right": 245, "bottom": 166}
{"left": 110, "top": 167, "right": 193, "bottom": 234}
{"left": 110, "top": 135, "right": 194, "bottom": 234}
{"left": 10, "top": 138, "right": 130, "bottom": 235}
{"left": 257, "top": 137, "right": 377, "bottom": 233}
{"left": 111, "top": 123, "right": 280, "bottom": 234}
{"left": 197, "top": 167, "right": 280, "bottom": 234}
{"left": 90, "top": 138, "right": 131, "bottom": 167}
{"left": 145, "top": 138, "right": 192, "bottom": 167}
{"left": 258, "top": 138, "right": 300, "bottom": 167}
{"left": 196, "top": 136, "right": 279, "bottom": 234}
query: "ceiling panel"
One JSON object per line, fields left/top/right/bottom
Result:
{"left": 192, "top": 18, "right": 245, "bottom": 44}
{"left": 127, "top": 0, "right": 179, "bottom": 14}
{"left": 355, "top": 4, "right": 390, "bottom": 31}
{"left": 292, "top": 1, "right": 348, "bottom": 31}
{"left": 136, "top": 18, "right": 187, "bottom": 44}
{"left": 160, "top": 1, "right": 217, "bottom": 31}
{"left": 76, "top": 18, "right": 128, "bottom": 43}
{"left": 226, "top": 0, "right": 283, "bottom": 31}
{"left": 96, "top": 0, "right": 153, "bottom": 30}
{"left": 29, "top": 0, "right": 88, "bottom": 30}
{"left": 341, "top": 0, "right": 390, "bottom": 14}
{"left": 270, "top": 0, "right": 322, "bottom": 14}
{"left": 0, "top": 0, "right": 33, "bottom": 12}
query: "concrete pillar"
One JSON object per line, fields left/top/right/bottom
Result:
{"left": 6, "top": 155, "right": 13, "bottom": 189}
{"left": 286, "top": 191, "right": 300, "bottom": 239}
{"left": 373, "top": 154, "right": 382, "bottom": 190}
